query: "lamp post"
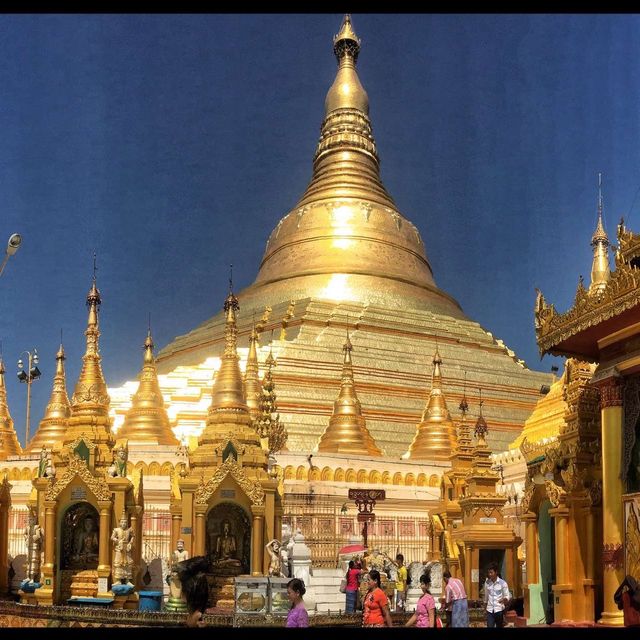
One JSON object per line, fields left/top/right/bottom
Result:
{"left": 17, "top": 349, "right": 41, "bottom": 447}
{"left": 0, "top": 234, "right": 22, "bottom": 277}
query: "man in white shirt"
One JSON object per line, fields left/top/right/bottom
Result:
{"left": 483, "top": 562, "right": 511, "bottom": 628}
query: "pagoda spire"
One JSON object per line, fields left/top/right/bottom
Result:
{"left": 406, "top": 345, "right": 457, "bottom": 460}
{"left": 296, "top": 13, "right": 394, "bottom": 211}
{"left": 66, "top": 265, "right": 112, "bottom": 447}
{"left": 317, "top": 326, "right": 381, "bottom": 456}
{"left": 0, "top": 356, "right": 22, "bottom": 458}
{"left": 117, "top": 328, "right": 178, "bottom": 445}
{"left": 191, "top": 276, "right": 266, "bottom": 474}
{"left": 244, "top": 322, "right": 262, "bottom": 423}
{"left": 28, "top": 340, "right": 71, "bottom": 451}
{"left": 208, "top": 274, "right": 248, "bottom": 414}
{"left": 589, "top": 172, "right": 611, "bottom": 294}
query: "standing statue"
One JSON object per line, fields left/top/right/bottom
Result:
{"left": 24, "top": 511, "right": 43, "bottom": 584}
{"left": 38, "top": 447, "right": 48, "bottom": 478}
{"left": 111, "top": 513, "right": 135, "bottom": 585}
{"left": 108, "top": 444, "right": 128, "bottom": 478}
{"left": 45, "top": 449, "right": 56, "bottom": 479}
{"left": 166, "top": 539, "right": 190, "bottom": 604}
{"left": 265, "top": 539, "right": 284, "bottom": 577}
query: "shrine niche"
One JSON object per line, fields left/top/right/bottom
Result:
{"left": 61, "top": 502, "right": 99, "bottom": 570}
{"left": 206, "top": 502, "right": 250, "bottom": 576}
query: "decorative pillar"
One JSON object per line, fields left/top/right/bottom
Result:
{"left": 97, "top": 501, "right": 112, "bottom": 597}
{"left": 251, "top": 506, "right": 265, "bottom": 576}
{"left": 194, "top": 507, "right": 206, "bottom": 557}
{"left": 170, "top": 504, "right": 182, "bottom": 552}
{"left": 523, "top": 513, "right": 539, "bottom": 585}
{"left": 37, "top": 501, "right": 57, "bottom": 605}
{"left": 550, "top": 505, "right": 572, "bottom": 621}
{"left": 130, "top": 506, "right": 143, "bottom": 589}
{"left": 597, "top": 376, "right": 624, "bottom": 626}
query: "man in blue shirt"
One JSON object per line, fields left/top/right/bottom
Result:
{"left": 483, "top": 562, "right": 511, "bottom": 628}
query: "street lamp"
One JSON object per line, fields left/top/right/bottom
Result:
{"left": 0, "top": 234, "right": 22, "bottom": 277}
{"left": 17, "top": 349, "right": 41, "bottom": 447}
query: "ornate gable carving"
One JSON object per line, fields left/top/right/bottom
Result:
{"left": 194, "top": 456, "right": 264, "bottom": 506}
{"left": 45, "top": 454, "right": 112, "bottom": 502}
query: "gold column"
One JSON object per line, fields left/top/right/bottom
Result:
{"left": 97, "top": 502, "right": 112, "bottom": 573}
{"left": 581, "top": 501, "right": 597, "bottom": 622}
{"left": 550, "top": 506, "right": 572, "bottom": 621}
{"left": 597, "top": 376, "right": 624, "bottom": 626}
{"left": 251, "top": 506, "right": 265, "bottom": 576}
{"left": 170, "top": 504, "right": 182, "bottom": 552}
{"left": 194, "top": 507, "right": 206, "bottom": 557}
{"left": 37, "top": 501, "right": 57, "bottom": 605}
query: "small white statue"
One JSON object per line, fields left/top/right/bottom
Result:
{"left": 167, "top": 539, "right": 190, "bottom": 600}
{"left": 265, "top": 539, "right": 284, "bottom": 577}
{"left": 111, "top": 513, "right": 135, "bottom": 585}
{"left": 108, "top": 444, "right": 127, "bottom": 478}
{"left": 45, "top": 450, "right": 56, "bottom": 479}
{"left": 24, "top": 511, "right": 43, "bottom": 583}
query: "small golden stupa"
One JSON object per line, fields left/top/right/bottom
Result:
{"left": 0, "top": 357, "right": 22, "bottom": 459}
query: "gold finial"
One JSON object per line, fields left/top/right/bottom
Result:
{"left": 118, "top": 327, "right": 177, "bottom": 445}
{"left": 591, "top": 173, "right": 609, "bottom": 247}
{"left": 28, "top": 338, "right": 72, "bottom": 451}
{"left": 244, "top": 321, "right": 262, "bottom": 423}
{"left": 324, "top": 15, "right": 369, "bottom": 116}
{"left": 474, "top": 389, "right": 489, "bottom": 445}
{"left": 317, "top": 326, "right": 381, "bottom": 456}
{"left": 333, "top": 14, "right": 362, "bottom": 62}
{"left": 0, "top": 352, "right": 22, "bottom": 458}
{"left": 406, "top": 345, "right": 457, "bottom": 460}
{"left": 589, "top": 172, "right": 611, "bottom": 294}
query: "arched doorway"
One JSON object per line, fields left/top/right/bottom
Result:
{"left": 58, "top": 502, "right": 100, "bottom": 603}
{"left": 206, "top": 502, "right": 251, "bottom": 576}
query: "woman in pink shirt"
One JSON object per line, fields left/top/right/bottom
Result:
{"left": 405, "top": 574, "right": 436, "bottom": 628}
{"left": 286, "top": 578, "right": 309, "bottom": 628}
{"left": 345, "top": 560, "right": 362, "bottom": 613}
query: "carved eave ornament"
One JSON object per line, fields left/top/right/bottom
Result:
{"left": 535, "top": 224, "right": 640, "bottom": 358}
{"left": 45, "top": 453, "right": 112, "bottom": 502}
{"left": 194, "top": 456, "right": 265, "bottom": 506}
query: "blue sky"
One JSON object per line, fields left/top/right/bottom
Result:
{"left": 2, "top": 13, "right": 639, "bottom": 447}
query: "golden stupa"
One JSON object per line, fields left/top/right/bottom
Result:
{"left": 0, "top": 357, "right": 22, "bottom": 459}
{"left": 406, "top": 346, "right": 457, "bottom": 460}
{"left": 317, "top": 331, "right": 381, "bottom": 456}
{"left": 28, "top": 343, "right": 71, "bottom": 452}
{"left": 117, "top": 330, "right": 178, "bottom": 445}
{"left": 109, "top": 15, "right": 550, "bottom": 455}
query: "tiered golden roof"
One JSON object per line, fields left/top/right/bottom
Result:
{"left": 244, "top": 326, "right": 262, "bottom": 423}
{"left": 117, "top": 330, "right": 178, "bottom": 445}
{"left": 317, "top": 330, "right": 381, "bottom": 456}
{"left": 191, "top": 288, "right": 267, "bottom": 473}
{"left": 406, "top": 347, "right": 457, "bottom": 460}
{"left": 28, "top": 343, "right": 71, "bottom": 451}
{"left": 66, "top": 277, "right": 113, "bottom": 450}
{"left": 535, "top": 217, "right": 640, "bottom": 359}
{"left": 0, "top": 357, "right": 22, "bottom": 459}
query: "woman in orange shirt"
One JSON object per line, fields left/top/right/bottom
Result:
{"left": 362, "top": 570, "right": 393, "bottom": 627}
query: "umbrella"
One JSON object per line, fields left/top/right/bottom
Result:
{"left": 338, "top": 543, "right": 366, "bottom": 555}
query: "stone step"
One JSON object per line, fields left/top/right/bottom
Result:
{"left": 310, "top": 568, "right": 343, "bottom": 577}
